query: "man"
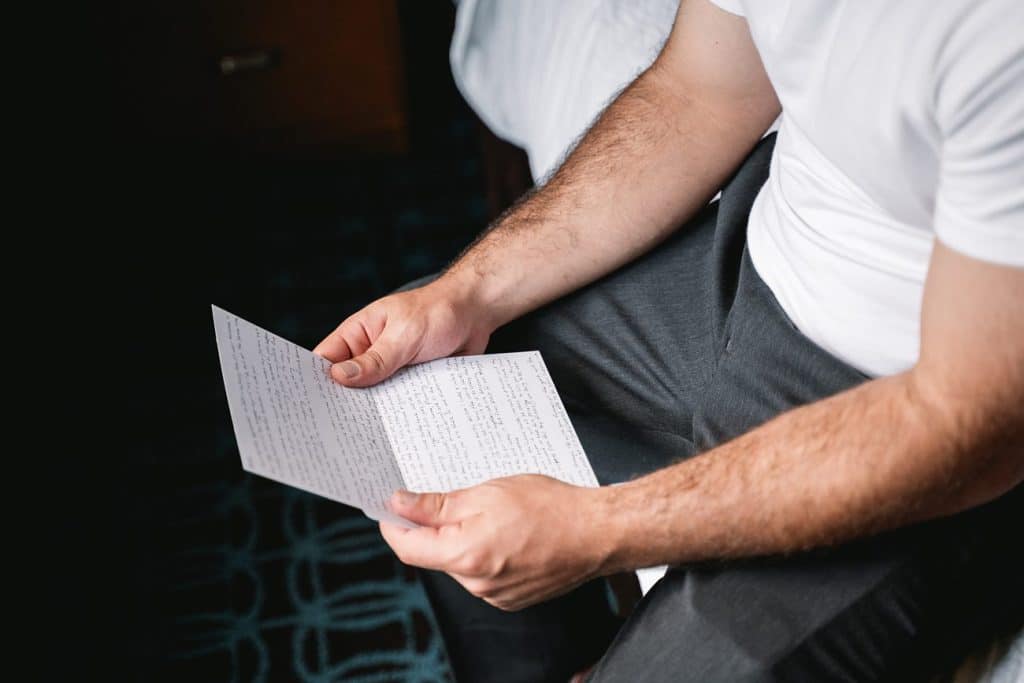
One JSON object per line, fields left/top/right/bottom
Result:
{"left": 315, "top": 1, "right": 1024, "bottom": 680}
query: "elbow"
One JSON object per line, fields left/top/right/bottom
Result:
{"left": 905, "top": 366, "right": 1024, "bottom": 514}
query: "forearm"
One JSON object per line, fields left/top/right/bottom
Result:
{"left": 438, "top": 60, "right": 778, "bottom": 331}
{"left": 597, "top": 369, "right": 1024, "bottom": 572}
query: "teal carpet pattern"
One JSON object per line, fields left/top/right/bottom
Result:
{"left": 155, "top": 476, "right": 449, "bottom": 681}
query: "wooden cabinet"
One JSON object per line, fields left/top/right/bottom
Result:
{"left": 123, "top": 0, "right": 408, "bottom": 156}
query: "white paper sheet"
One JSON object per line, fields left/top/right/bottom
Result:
{"left": 212, "top": 306, "right": 598, "bottom": 525}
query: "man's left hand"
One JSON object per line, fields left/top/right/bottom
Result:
{"left": 379, "top": 475, "right": 613, "bottom": 611}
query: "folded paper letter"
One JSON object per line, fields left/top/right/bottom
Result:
{"left": 212, "top": 306, "right": 598, "bottom": 527}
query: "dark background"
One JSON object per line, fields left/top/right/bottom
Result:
{"left": 45, "top": 2, "right": 530, "bottom": 679}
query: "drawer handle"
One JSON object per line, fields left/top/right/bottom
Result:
{"left": 218, "top": 48, "right": 280, "bottom": 76}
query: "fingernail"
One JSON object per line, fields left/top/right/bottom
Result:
{"left": 339, "top": 361, "right": 360, "bottom": 378}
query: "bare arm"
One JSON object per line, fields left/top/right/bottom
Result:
{"left": 444, "top": 0, "right": 780, "bottom": 330}
{"left": 383, "top": 243, "right": 1024, "bottom": 610}
{"left": 599, "top": 243, "right": 1024, "bottom": 569}
{"left": 315, "top": 0, "right": 780, "bottom": 385}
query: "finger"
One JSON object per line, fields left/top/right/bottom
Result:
{"left": 313, "top": 315, "right": 372, "bottom": 361}
{"left": 388, "top": 489, "right": 458, "bottom": 527}
{"left": 332, "top": 331, "right": 410, "bottom": 387}
{"left": 484, "top": 596, "right": 518, "bottom": 612}
{"left": 483, "top": 578, "right": 580, "bottom": 612}
{"left": 312, "top": 330, "right": 351, "bottom": 361}
{"left": 379, "top": 521, "right": 458, "bottom": 571}
{"left": 448, "top": 574, "right": 498, "bottom": 599}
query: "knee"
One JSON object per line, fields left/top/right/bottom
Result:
{"left": 587, "top": 566, "right": 851, "bottom": 683}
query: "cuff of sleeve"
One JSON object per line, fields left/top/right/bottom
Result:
{"left": 935, "top": 208, "right": 1024, "bottom": 268}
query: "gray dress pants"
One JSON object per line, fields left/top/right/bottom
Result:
{"left": 413, "top": 135, "right": 1024, "bottom": 682}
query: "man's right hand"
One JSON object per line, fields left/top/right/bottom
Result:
{"left": 313, "top": 278, "right": 494, "bottom": 388}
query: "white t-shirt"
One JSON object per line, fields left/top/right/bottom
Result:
{"left": 450, "top": 0, "right": 679, "bottom": 181}
{"left": 709, "top": 0, "right": 1024, "bottom": 376}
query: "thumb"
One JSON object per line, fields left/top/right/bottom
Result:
{"left": 389, "top": 490, "right": 455, "bottom": 527}
{"left": 331, "top": 336, "right": 405, "bottom": 387}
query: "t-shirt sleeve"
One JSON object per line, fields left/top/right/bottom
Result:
{"left": 933, "top": 8, "right": 1024, "bottom": 267}
{"left": 705, "top": 0, "right": 745, "bottom": 17}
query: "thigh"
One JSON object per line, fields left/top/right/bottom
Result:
{"left": 401, "top": 136, "right": 778, "bottom": 484}
{"left": 404, "top": 208, "right": 724, "bottom": 484}
{"left": 688, "top": 246, "right": 872, "bottom": 451}
{"left": 486, "top": 204, "right": 719, "bottom": 482}
{"left": 489, "top": 137, "right": 779, "bottom": 483}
